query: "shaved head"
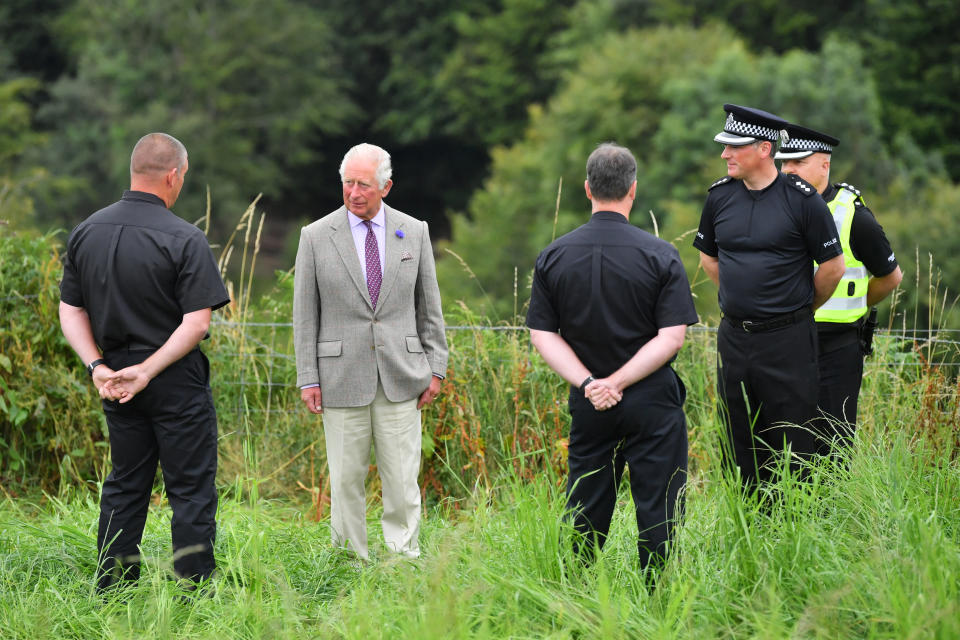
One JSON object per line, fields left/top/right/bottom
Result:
{"left": 130, "top": 133, "right": 187, "bottom": 177}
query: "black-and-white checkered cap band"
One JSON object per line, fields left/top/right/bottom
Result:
{"left": 714, "top": 112, "right": 784, "bottom": 145}
{"left": 774, "top": 137, "right": 834, "bottom": 159}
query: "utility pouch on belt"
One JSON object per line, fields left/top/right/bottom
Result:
{"left": 860, "top": 306, "right": 879, "bottom": 356}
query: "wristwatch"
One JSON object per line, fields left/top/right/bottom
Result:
{"left": 86, "top": 358, "right": 106, "bottom": 377}
{"left": 579, "top": 375, "right": 595, "bottom": 393}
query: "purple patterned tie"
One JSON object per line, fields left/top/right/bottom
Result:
{"left": 363, "top": 220, "right": 381, "bottom": 307}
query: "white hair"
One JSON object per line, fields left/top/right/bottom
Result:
{"left": 339, "top": 143, "right": 392, "bottom": 188}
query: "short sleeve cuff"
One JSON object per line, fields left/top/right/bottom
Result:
{"left": 692, "top": 239, "right": 717, "bottom": 257}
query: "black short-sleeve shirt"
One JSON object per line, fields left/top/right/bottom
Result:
{"left": 526, "top": 211, "right": 699, "bottom": 378}
{"left": 59, "top": 190, "right": 230, "bottom": 351}
{"left": 693, "top": 173, "right": 842, "bottom": 318}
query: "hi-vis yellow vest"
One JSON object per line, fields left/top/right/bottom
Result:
{"left": 815, "top": 186, "right": 869, "bottom": 323}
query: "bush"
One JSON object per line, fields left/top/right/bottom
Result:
{"left": 2, "top": 229, "right": 956, "bottom": 510}
{"left": 0, "top": 228, "right": 108, "bottom": 491}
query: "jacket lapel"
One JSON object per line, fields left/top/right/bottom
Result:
{"left": 378, "top": 204, "right": 405, "bottom": 310}
{"left": 329, "top": 208, "right": 373, "bottom": 308}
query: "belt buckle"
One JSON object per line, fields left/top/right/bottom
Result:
{"left": 741, "top": 320, "right": 754, "bottom": 333}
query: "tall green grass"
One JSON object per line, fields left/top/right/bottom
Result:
{"left": 1, "top": 210, "right": 958, "bottom": 637}
{"left": 2, "top": 208, "right": 956, "bottom": 503}
{"left": 1, "top": 421, "right": 957, "bottom": 638}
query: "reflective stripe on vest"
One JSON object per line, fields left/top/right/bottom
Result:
{"left": 815, "top": 187, "right": 869, "bottom": 322}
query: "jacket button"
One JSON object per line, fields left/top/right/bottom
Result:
{"left": 370, "top": 345, "right": 375, "bottom": 351}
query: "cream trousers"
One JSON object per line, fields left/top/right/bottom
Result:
{"left": 322, "top": 383, "right": 421, "bottom": 560}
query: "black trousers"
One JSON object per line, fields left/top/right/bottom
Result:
{"left": 97, "top": 348, "right": 218, "bottom": 590}
{"left": 717, "top": 314, "right": 819, "bottom": 487}
{"left": 566, "top": 366, "right": 688, "bottom": 569}
{"left": 815, "top": 326, "right": 863, "bottom": 453}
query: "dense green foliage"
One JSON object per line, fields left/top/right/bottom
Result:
{"left": 2, "top": 0, "right": 959, "bottom": 298}
{"left": 1, "top": 224, "right": 957, "bottom": 639}
{"left": 2, "top": 5, "right": 958, "bottom": 632}
{"left": 435, "top": 24, "right": 959, "bottom": 326}
{"left": 31, "top": 0, "right": 355, "bottom": 230}
{"left": 2, "top": 229, "right": 956, "bottom": 498}
{"left": 0, "top": 229, "right": 108, "bottom": 488}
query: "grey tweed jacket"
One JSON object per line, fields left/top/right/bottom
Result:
{"left": 293, "top": 204, "right": 448, "bottom": 407}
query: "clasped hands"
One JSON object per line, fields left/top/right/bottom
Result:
{"left": 584, "top": 378, "right": 622, "bottom": 412}
{"left": 93, "top": 365, "right": 151, "bottom": 404}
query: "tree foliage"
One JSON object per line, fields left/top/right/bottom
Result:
{"left": 438, "top": 26, "right": 906, "bottom": 322}
{"left": 33, "top": 0, "right": 356, "bottom": 230}
{"left": 0, "top": 0, "right": 957, "bottom": 321}
{"left": 858, "top": 0, "right": 960, "bottom": 180}
{"left": 0, "top": 75, "right": 74, "bottom": 229}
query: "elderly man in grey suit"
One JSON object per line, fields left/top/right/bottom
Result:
{"left": 293, "top": 143, "right": 448, "bottom": 561}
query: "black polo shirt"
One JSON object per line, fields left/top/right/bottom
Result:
{"left": 526, "top": 211, "right": 699, "bottom": 379}
{"left": 693, "top": 173, "right": 842, "bottom": 319}
{"left": 60, "top": 190, "right": 230, "bottom": 352}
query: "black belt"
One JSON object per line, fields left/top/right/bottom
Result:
{"left": 722, "top": 307, "right": 811, "bottom": 333}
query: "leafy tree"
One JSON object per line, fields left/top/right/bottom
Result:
{"left": 868, "top": 171, "right": 960, "bottom": 330}
{"left": 431, "top": 0, "right": 578, "bottom": 146}
{"left": 0, "top": 0, "right": 71, "bottom": 82}
{"left": 857, "top": 0, "right": 960, "bottom": 180}
{"left": 0, "top": 77, "right": 46, "bottom": 228}
{"left": 32, "top": 0, "right": 355, "bottom": 232}
{"left": 309, "top": 0, "right": 577, "bottom": 235}
{"left": 438, "top": 25, "right": 734, "bottom": 320}
{"left": 437, "top": 26, "right": 898, "bottom": 322}
{"left": 0, "top": 73, "right": 75, "bottom": 231}
{"left": 642, "top": 0, "right": 863, "bottom": 52}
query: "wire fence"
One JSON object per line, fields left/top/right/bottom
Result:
{"left": 208, "top": 321, "right": 960, "bottom": 416}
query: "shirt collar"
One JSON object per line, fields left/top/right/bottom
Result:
{"left": 347, "top": 203, "right": 386, "bottom": 229}
{"left": 590, "top": 210, "right": 629, "bottom": 223}
{"left": 822, "top": 183, "right": 837, "bottom": 202}
{"left": 122, "top": 190, "right": 166, "bottom": 207}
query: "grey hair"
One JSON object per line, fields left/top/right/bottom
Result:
{"left": 130, "top": 133, "right": 187, "bottom": 176}
{"left": 339, "top": 143, "right": 392, "bottom": 188}
{"left": 586, "top": 142, "right": 637, "bottom": 201}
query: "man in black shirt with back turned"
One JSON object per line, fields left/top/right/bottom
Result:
{"left": 527, "top": 143, "right": 699, "bottom": 571}
{"left": 694, "top": 105, "right": 845, "bottom": 488}
{"left": 776, "top": 123, "right": 902, "bottom": 451}
{"left": 59, "top": 133, "right": 230, "bottom": 592}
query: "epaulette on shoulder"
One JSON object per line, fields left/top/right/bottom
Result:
{"left": 835, "top": 181, "right": 861, "bottom": 197}
{"left": 835, "top": 181, "right": 866, "bottom": 206}
{"left": 708, "top": 176, "right": 732, "bottom": 191}
{"left": 786, "top": 175, "right": 816, "bottom": 196}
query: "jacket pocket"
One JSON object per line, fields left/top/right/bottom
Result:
{"left": 405, "top": 336, "right": 424, "bottom": 353}
{"left": 317, "top": 340, "right": 342, "bottom": 357}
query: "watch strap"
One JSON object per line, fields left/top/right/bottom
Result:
{"left": 86, "top": 358, "right": 106, "bottom": 377}
{"left": 579, "top": 375, "right": 595, "bottom": 393}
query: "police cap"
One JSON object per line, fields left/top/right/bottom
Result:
{"left": 714, "top": 104, "right": 788, "bottom": 146}
{"left": 774, "top": 123, "right": 840, "bottom": 160}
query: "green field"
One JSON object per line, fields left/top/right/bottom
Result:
{"left": 1, "top": 231, "right": 957, "bottom": 638}
{"left": 1, "top": 423, "right": 958, "bottom": 639}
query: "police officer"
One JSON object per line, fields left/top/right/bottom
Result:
{"left": 527, "top": 143, "right": 698, "bottom": 570}
{"left": 776, "top": 123, "right": 903, "bottom": 451}
{"left": 59, "top": 133, "right": 230, "bottom": 591}
{"left": 694, "top": 105, "right": 845, "bottom": 487}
